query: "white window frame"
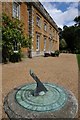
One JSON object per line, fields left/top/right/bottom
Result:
{"left": 49, "top": 39, "right": 53, "bottom": 52}
{"left": 36, "top": 14, "right": 41, "bottom": 27}
{"left": 44, "top": 22, "right": 47, "bottom": 31}
{"left": 27, "top": 10, "right": 29, "bottom": 33}
{"left": 44, "top": 37, "right": 46, "bottom": 51}
{"left": 13, "top": 2, "right": 20, "bottom": 20}
{"left": 13, "top": 40, "right": 18, "bottom": 53}
{"left": 50, "top": 34, "right": 52, "bottom": 40}
{"left": 36, "top": 34, "right": 40, "bottom": 51}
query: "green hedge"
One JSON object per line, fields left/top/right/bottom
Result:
{"left": 76, "top": 54, "right": 80, "bottom": 70}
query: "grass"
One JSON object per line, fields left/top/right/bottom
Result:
{"left": 76, "top": 54, "right": 80, "bottom": 70}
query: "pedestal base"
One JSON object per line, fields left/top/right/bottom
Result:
{"left": 4, "top": 83, "right": 78, "bottom": 119}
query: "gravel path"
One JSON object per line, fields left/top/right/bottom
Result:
{"left": 2, "top": 53, "right": 78, "bottom": 119}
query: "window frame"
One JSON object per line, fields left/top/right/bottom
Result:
{"left": 36, "top": 14, "right": 41, "bottom": 27}
{"left": 44, "top": 37, "right": 46, "bottom": 51}
{"left": 12, "top": 2, "right": 20, "bottom": 20}
{"left": 50, "top": 25, "right": 52, "bottom": 31}
{"left": 44, "top": 22, "right": 47, "bottom": 31}
{"left": 13, "top": 40, "right": 19, "bottom": 53}
{"left": 36, "top": 34, "right": 40, "bottom": 51}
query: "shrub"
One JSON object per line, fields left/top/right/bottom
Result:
{"left": 2, "top": 13, "right": 32, "bottom": 63}
{"left": 9, "top": 52, "right": 21, "bottom": 63}
{"left": 51, "top": 50, "right": 59, "bottom": 57}
{"left": 55, "top": 50, "right": 60, "bottom": 56}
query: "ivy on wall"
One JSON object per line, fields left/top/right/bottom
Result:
{"left": 2, "top": 13, "right": 32, "bottom": 63}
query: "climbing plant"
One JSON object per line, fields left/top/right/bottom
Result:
{"left": 2, "top": 13, "right": 32, "bottom": 63}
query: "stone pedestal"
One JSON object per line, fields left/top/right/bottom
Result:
{"left": 4, "top": 83, "right": 78, "bottom": 119}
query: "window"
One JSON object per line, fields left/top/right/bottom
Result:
{"left": 49, "top": 34, "right": 52, "bottom": 40}
{"left": 44, "top": 23, "right": 47, "bottom": 31}
{"left": 13, "top": 41, "right": 18, "bottom": 53}
{"left": 53, "top": 29, "right": 55, "bottom": 37}
{"left": 53, "top": 28, "right": 55, "bottom": 33}
{"left": 36, "top": 15, "right": 41, "bottom": 27}
{"left": 44, "top": 37, "right": 46, "bottom": 51}
{"left": 27, "top": 10, "right": 29, "bottom": 33}
{"left": 50, "top": 26, "right": 52, "bottom": 31}
{"left": 13, "top": 2, "right": 20, "bottom": 19}
{"left": 36, "top": 34, "right": 40, "bottom": 51}
{"left": 49, "top": 39, "right": 52, "bottom": 51}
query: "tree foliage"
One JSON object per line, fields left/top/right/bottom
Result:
{"left": 59, "top": 39, "right": 67, "bottom": 50}
{"left": 2, "top": 13, "right": 32, "bottom": 63}
{"left": 58, "top": 27, "right": 67, "bottom": 51}
{"left": 59, "top": 16, "right": 80, "bottom": 53}
{"left": 74, "top": 16, "right": 80, "bottom": 26}
{"left": 62, "top": 26, "right": 76, "bottom": 52}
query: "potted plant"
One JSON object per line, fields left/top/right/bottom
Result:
{"left": 55, "top": 50, "right": 60, "bottom": 57}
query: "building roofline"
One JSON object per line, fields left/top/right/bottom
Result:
{"left": 27, "top": 1, "right": 59, "bottom": 32}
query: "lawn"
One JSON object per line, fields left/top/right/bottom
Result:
{"left": 76, "top": 54, "right": 80, "bottom": 70}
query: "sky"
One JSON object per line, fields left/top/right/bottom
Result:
{"left": 39, "top": 1, "right": 79, "bottom": 29}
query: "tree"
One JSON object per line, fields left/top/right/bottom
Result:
{"left": 73, "top": 16, "right": 80, "bottom": 53}
{"left": 58, "top": 27, "right": 67, "bottom": 51}
{"left": 2, "top": 13, "right": 32, "bottom": 63}
{"left": 61, "top": 15, "right": 80, "bottom": 54}
{"left": 59, "top": 39, "right": 67, "bottom": 50}
{"left": 58, "top": 27, "right": 62, "bottom": 40}
{"left": 62, "top": 26, "right": 76, "bottom": 52}
{"left": 74, "top": 16, "right": 80, "bottom": 26}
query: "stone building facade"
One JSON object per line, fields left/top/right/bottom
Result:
{"left": 2, "top": 1, "right": 59, "bottom": 57}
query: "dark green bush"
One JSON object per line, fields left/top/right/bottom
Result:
{"left": 74, "top": 49, "right": 80, "bottom": 54}
{"left": 9, "top": 52, "right": 21, "bottom": 63}
{"left": 55, "top": 50, "right": 60, "bottom": 57}
{"left": 51, "top": 50, "right": 60, "bottom": 57}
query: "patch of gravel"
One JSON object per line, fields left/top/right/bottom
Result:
{"left": 2, "top": 53, "right": 78, "bottom": 119}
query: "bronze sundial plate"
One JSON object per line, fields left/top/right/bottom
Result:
{"left": 4, "top": 83, "right": 78, "bottom": 119}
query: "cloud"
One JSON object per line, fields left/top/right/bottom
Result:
{"left": 40, "top": 0, "right": 79, "bottom": 2}
{"left": 67, "top": 21, "right": 75, "bottom": 27}
{"left": 41, "top": 2, "right": 78, "bottom": 29}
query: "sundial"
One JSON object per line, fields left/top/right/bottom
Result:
{"left": 4, "top": 70, "right": 78, "bottom": 119}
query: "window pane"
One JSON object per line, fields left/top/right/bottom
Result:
{"left": 36, "top": 35, "right": 40, "bottom": 50}
{"left": 44, "top": 23, "right": 47, "bottom": 31}
{"left": 13, "top": 2, "right": 20, "bottom": 19}
{"left": 36, "top": 15, "right": 40, "bottom": 27}
{"left": 44, "top": 38, "right": 46, "bottom": 51}
{"left": 13, "top": 3, "right": 17, "bottom": 11}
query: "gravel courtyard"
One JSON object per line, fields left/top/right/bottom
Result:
{"left": 2, "top": 53, "right": 78, "bottom": 119}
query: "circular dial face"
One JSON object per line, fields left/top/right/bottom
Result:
{"left": 15, "top": 83, "right": 67, "bottom": 112}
